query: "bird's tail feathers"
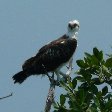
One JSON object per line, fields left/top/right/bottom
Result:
{"left": 12, "top": 71, "right": 29, "bottom": 84}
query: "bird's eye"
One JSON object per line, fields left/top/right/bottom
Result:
{"left": 73, "top": 23, "right": 77, "bottom": 27}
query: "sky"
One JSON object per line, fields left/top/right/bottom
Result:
{"left": 0, "top": 0, "right": 112, "bottom": 112}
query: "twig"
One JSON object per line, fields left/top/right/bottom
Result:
{"left": 0, "top": 93, "right": 13, "bottom": 100}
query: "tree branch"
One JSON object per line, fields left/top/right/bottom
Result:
{"left": 45, "top": 74, "right": 55, "bottom": 112}
{"left": 0, "top": 93, "right": 13, "bottom": 100}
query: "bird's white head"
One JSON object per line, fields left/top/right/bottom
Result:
{"left": 67, "top": 20, "right": 80, "bottom": 39}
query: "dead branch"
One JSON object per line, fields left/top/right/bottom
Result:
{"left": 45, "top": 74, "right": 55, "bottom": 112}
{"left": 0, "top": 93, "right": 13, "bottom": 100}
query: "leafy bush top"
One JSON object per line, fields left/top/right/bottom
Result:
{"left": 53, "top": 48, "right": 112, "bottom": 112}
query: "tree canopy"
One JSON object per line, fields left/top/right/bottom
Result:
{"left": 53, "top": 47, "right": 112, "bottom": 112}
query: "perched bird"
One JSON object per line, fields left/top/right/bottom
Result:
{"left": 12, "top": 20, "right": 80, "bottom": 84}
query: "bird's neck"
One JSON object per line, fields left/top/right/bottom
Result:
{"left": 66, "top": 31, "right": 78, "bottom": 39}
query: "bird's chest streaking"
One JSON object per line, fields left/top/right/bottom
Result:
{"left": 32, "top": 38, "right": 77, "bottom": 74}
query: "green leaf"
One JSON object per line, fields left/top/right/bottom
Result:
{"left": 90, "top": 85, "right": 98, "bottom": 94}
{"left": 60, "top": 81, "right": 71, "bottom": 92}
{"left": 85, "top": 52, "right": 92, "bottom": 59}
{"left": 102, "top": 86, "right": 108, "bottom": 96}
{"left": 106, "top": 79, "right": 112, "bottom": 87}
{"left": 75, "top": 76, "right": 85, "bottom": 82}
{"left": 57, "top": 107, "right": 67, "bottom": 112}
{"left": 105, "top": 99, "right": 112, "bottom": 111}
{"left": 76, "top": 69, "right": 92, "bottom": 81}
{"left": 93, "top": 96, "right": 100, "bottom": 108}
{"left": 104, "top": 94, "right": 112, "bottom": 100}
{"left": 76, "top": 89, "right": 85, "bottom": 104}
{"left": 92, "top": 78, "right": 104, "bottom": 85}
{"left": 79, "top": 82, "right": 89, "bottom": 90}
{"left": 60, "top": 94, "right": 66, "bottom": 106}
{"left": 69, "top": 81, "right": 73, "bottom": 89}
{"left": 72, "top": 78, "right": 77, "bottom": 89}
{"left": 76, "top": 60, "right": 86, "bottom": 68}
{"left": 93, "top": 47, "right": 103, "bottom": 61}
{"left": 93, "top": 47, "right": 99, "bottom": 56}
{"left": 53, "top": 102, "right": 59, "bottom": 109}
{"left": 86, "top": 107, "right": 98, "bottom": 112}
{"left": 105, "top": 58, "right": 112, "bottom": 67}
{"left": 91, "top": 55, "right": 99, "bottom": 65}
{"left": 84, "top": 52, "right": 92, "bottom": 63}
{"left": 99, "top": 51, "right": 103, "bottom": 61}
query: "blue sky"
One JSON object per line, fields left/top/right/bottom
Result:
{"left": 0, "top": 0, "right": 112, "bottom": 112}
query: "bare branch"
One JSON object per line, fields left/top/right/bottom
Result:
{"left": 45, "top": 74, "right": 55, "bottom": 112}
{"left": 0, "top": 93, "right": 13, "bottom": 100}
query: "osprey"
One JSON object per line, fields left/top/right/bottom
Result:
{"left": 12, "top": 20, "right": 80, "bottom": 84}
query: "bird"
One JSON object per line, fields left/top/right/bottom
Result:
{"left": 12, "top": 20, "right": 80, "bottom": 84}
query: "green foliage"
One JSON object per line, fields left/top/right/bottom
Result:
{"left": 53, "top": 47, "right": 112, "bottom": 112}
